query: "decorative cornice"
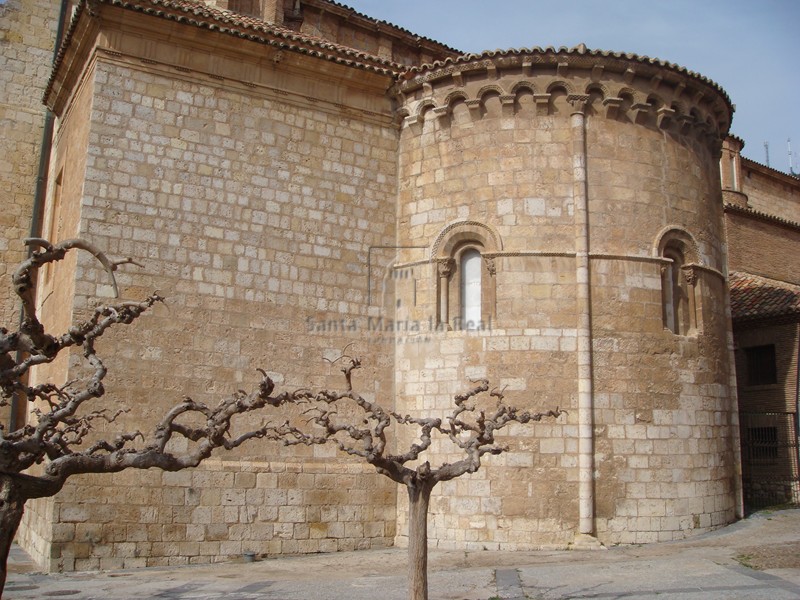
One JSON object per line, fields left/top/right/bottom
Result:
{"left": 394, "top": 49, "right": 732, "bottom": 145}
{"left": 399, "top": 45, "right": 732, "bottom": 111}
{"left": 391, "top": 252, "right": 724, "bottom": 280}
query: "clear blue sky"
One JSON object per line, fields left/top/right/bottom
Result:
{"left": 342, "top": 0, "right": 800, "bottom": 174}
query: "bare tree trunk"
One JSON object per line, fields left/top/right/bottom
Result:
{"left": 406, "top": 480, "right": 434, "bottom": 600}
{"left": 0, "top": 475, "right": 27, "bottom": 598}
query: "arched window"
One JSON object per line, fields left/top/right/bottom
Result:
{"left": 657, "top": 230, "right": 699, "bottom": 336}
{"left": 662, "top": 245, "right": 689, "bottom": 334}
{"left": 432, "top": 221, "right": 501, "bottom": 331}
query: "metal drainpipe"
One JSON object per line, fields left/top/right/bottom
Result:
{"left": 571, "top": 99, "right": 595, "bottom": 538}
{"left": 9, "top": 0, "right": 69, "bottom": 432}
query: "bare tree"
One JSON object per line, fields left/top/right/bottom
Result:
{"left": 1, "top": 239, "right": 563, "bottom": 600}
{"left": 275, "top": 351, "right": 564, "bottom": 600}
{"left": 0, "top": 239, "right": 297, "bottom": 596}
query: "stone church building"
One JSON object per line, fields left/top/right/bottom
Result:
{"left": 1, "top": 0, "right": 797, "bottom": 572}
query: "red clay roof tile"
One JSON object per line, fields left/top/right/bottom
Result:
{"left": 730, "top": 272, "right": 800, "bottom": 321}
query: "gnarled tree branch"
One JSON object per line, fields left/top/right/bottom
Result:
{"left": 269, "top": 354, "right": 564, "bottom": 600}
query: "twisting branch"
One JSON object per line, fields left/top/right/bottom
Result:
{"left": 13, "top": 238, "right": 125, "bottom": 323}
{"left": 0, "top": 240, "right": 566, "bottom": 600}
{"left": 0, "top": 239, "right": 301, "bottom": 502}
{"left": 274, "top": 354, "right": 565, "bottom": 488}
{"left": 269, "top": 353, "right": 565, "bottom": 600}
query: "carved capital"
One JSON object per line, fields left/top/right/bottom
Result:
{"left": 568, "top": 94, "right": 590, "bottom": 114}
{"left": 533, "top": 93, "right": 551, "bottom": 116}
{"left": 657, "top": 107, "right": 676, "bottom": 130}
{"left": 437, "top": 258, "right": 455, "bottom": 278}
{"left": 500, "top": 95, "right": 516, "bottom": 116}
{"left": 677, "top": 114, "right": 695, "bottom": 135}
{"left": 484, "top": 256, "right": 496, "bottom": 276}
{"left": 402, "top": 114, "right": 422, "bottom": 129}
{"left": 603, "top": 97, "right": 623, "bottom": 119}
{"left": 631, "top": 102, "right": 652, "bottom": 125}
{"left": 465, "top": 99, "right": 483, "bottom": 119}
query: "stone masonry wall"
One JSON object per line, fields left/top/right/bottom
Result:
{"left": 20, "top": 35, "right": 402, "bottom": 568}
{"left": 33, "top": 459, "right": 395, "bottom": 571}
{"left": 584, "top": 117, "right": 737, "bottom": 542}
{"left": 10, "top": 0, "right": 746, "bottom": 567}
{"left": 392, "top": 95, "right": 581, "bottom": 548}
{"left": 393, "top": 50, "right": 737, "bottom": 547}
{"left": 17, "top": 57, "right": 115, "bottom": 565}
{"left": 0, "top": 0, "right": 60, "bottom": 424}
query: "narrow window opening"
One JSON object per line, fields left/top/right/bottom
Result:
{"left": 746, "top": 426, "right": 779, "bottom": 462}
{"left": 662, "top": 247, "right": 689, "bottom": 334}
{"left": 433, "top": 223, "right": 500, "bottom": 331}
{"left": 745, "top": 345, "right": 778, "bottom": 386}
{"left": 660, "top": 236, "right": 699, "bottom": 336}
{"left": 44, "top": 170, "right": 64, "bottom": 284}
{"left": 460, "top": 248, "right": 482, "bottom": 329}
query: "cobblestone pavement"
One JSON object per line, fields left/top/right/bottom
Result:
{"left": 6, "top": 509, "right": 800, "bottom": 599}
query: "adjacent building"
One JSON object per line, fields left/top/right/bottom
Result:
{"left": 721, "top": 138, "right": 800, "bottom": 510}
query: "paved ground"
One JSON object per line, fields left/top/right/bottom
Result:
{"left": 5, "top": 508, "right": 800, "bottom": 599}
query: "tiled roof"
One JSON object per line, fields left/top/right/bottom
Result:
{"left": 310, "top": 0, "right": 460, "bottom": 54}
{"left": 729, "top": 272, "right": 800, "bottom": 322}
{"left": 142, "top": 0, "right": 404, "bottom": 67}
{"left": 738, "top": 155, "right": 800, "bottom": 182}
{"left": 46, "top": 0, "right": 406, "bottom": 103}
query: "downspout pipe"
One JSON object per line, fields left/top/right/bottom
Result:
{"left": 31, "top": 0, "right": 69, "bottom": 241}
{"left": 9, "top": 0, "right": 70, "bottom": 431}
{"left": 570, "top": 96, "right": 598, "bottom": 543}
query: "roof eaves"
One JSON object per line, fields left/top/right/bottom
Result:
{"left": 729, "top": 272, "right": 800, "bottom": 322}
{"left": 740, "top": 156, "right": 800, "bottom": 184}
{"left": 724, "top": 203, "right": 800, "bottom": 232}
{"left": 45, "top": 0, "right": 404, "bottom": 103}
{"left": 305, "top": 0, "right": 461, "bottom": 55}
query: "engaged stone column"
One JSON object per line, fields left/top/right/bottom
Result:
{"left": 570, "top": 98, "right": 597, "bottom": 541}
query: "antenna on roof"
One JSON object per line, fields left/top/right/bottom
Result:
{"left": 764, "top": 142, "right": 770, "bottom": 167}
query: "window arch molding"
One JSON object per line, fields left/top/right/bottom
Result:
{"left": 653, "top": 226, "right": 700, "bottom": 263}
{"left": 653, "top": 227, "right": 701, "bottom": 335}
{"left": 431, "top": 220, "right": 502, "bottom": 260}
{"left": 431, "top": 221, "right": 502, "bottom": 330}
